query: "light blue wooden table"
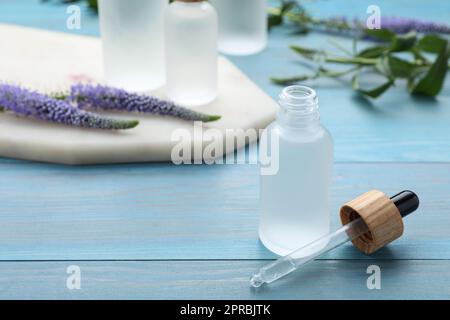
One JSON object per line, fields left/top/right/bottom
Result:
{"left": 0, "top": 0, "right": 449, "bottom": 299}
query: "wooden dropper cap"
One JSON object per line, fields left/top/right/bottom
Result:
{"left": 340, "top": 190, "right": 419, "bottom": 254}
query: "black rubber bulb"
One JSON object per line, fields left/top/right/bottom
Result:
{"left": 390, "top": 190, "right": 420, "bottom": 218}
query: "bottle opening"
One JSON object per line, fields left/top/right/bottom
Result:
{"left": 282, "top": 85, "right": 316, "bottom": 100}
{"left": 279, "top": 85, "right": 318, "bottom": 113}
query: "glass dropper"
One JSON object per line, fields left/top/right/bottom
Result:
{"left": 250, "top": 190, "right": 419, "bottom": 288}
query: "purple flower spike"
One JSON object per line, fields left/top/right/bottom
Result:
{"left": 316, "top": 16, "right": 450, "bottom": 37}
{"left": 0, "top": 84, "right": 139, "bottom": 130}
{"left": 379, "top": 16, "right": 450, "bottom": 34}
{"left": 70, "top": 84, "right": 221, "bottom": 122}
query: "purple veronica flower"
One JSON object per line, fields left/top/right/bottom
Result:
{"left": 378, "top": 17, "right": 450, "bottom": 34}
{"left": 70, "top": 84, "right": 221, "bottom": 122}
{"left": 314, "top": 16, "right": 450, "bottom": 36}
{"left": 0, "top": 84, "right": 139, "bottom": 130}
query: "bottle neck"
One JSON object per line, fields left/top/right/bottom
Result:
{"left": 276, "top": 85, "right": 320, "bottom": 130}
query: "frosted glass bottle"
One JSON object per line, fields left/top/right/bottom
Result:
{"left": 165, "top": 0, "right": 218, "bottom": 106}
{"left": 98, "top": 0, "right": 168, "bottom": 92}
{"left": 209, "top": 0, "right": 267, "bottom": 55}
{"left": 259, "top": 86, "right": 334, "bottom": 256}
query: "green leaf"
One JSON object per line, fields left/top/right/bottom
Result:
{"left": 268, "top": 0, "right": 298, "bottom": 30}
{"left": 364, "top": 28, "right": 396, "bottom": 42}
{"left": 358, "top": 81, "right": 394, "bottom": 98}
{"left": 290, "top": 45, "right": 322, "bottom": 60}
{"left": 410, "top": 48, "right": 428, "bottom": 62}
{"left": 268, "top": 14, "right": 283, "bottom": 30}
{"left": 357, "top": 45, "right": 387, "bottom": 58}
{"left": 280, "top": 0, "right": 297, "bottom": 14}
{"left": 389, "top": 32, "right": 417, "bottom": 52}
{"left": 203, "top": 115, "right": 222, "bottom": 122}
{"left": 411, "top": 42, "right": 450, "bottom": 96}
{"left": 271, "top": 75, "right": 314, "bottom": 85}
{"left": 387, "top": 56, "right": 417, "bottom": 78}
{"left": 416, "top": 34, "right": 448, "bottom": 54}
{"left": 363, "top": 30, "right": 417, "bottom": 52}
{"left": 407, "top": 76, "right": 417, "bottom": 92}
{"left": 87, "top": 0, "right": 98, "bottom": 12}
{"left": 352, "top": 73, "right": 394, "bottom": 98}
{"left": 0, "top": 105, "right": 4, "bottom": 112}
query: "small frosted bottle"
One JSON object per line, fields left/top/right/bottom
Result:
{"left": 209, "top": 0, "right": 267, "bottom": 55}
{"left": 259, "top": 86, "right": 334, "bottom": 256}
{"left": 98, "top": 0, "right": 168, "bottom": 92}
{"left": 165, "top": 0, "right": 218, "bottom": 106}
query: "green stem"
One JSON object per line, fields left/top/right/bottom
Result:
{"left": 271, "top": 66, "right": 360, "bottom": 85}
{"left": 328, "top": 38, "right": 354, "bottom": 56}
{"left": 319, "top": 66, "right": 361, "bottom": 78}
{"left": 289, "top": 46, "right": 379, "bottom": 65}
{"left": 292, "top": 48, "right": 450, "bottom": 68}
{"left": 325, "top": 56, "right": 379, "bottom": 65}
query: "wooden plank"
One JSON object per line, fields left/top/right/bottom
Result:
{"left": 0, "top": 260, "right": 449, "bottom": 299}
{"left": 0, "top": 160, "right": 448, "bottom": 260}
